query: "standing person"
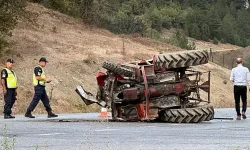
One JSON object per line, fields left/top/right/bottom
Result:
{"left": 25, "top": 57, "right": 58, "bottom": 118}
{"left": 230, "top": 58, "right": 250, "bottom": 120}
{"left": 1, "top": 58, "right": 17, "bottom": 119}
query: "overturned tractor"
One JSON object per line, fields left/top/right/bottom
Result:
{"left": 76, "top": 50, "right": 214, "bottom": 123}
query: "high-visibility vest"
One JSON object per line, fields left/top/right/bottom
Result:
{"left": 33, "top": 66, "right": 46, "bottom": 86}
{"left": 4, "top": 68, "right": 17, "bottom": 88}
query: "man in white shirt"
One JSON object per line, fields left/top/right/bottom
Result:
{"left": 230, "top": 58, "right": 250, "bottom": 120}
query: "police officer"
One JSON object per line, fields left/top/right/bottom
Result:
{"left": 25, "top": 57, "right": 58, "bottom": 118}
{"left": 1, "top": 58, "right": 17, "bottom": 119}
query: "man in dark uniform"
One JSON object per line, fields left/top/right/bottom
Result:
{"left": 25, "top": 57, "right": 58, "bottom": 118}
{"left": 1, "top": 58, "right": 17, "bottom": 119}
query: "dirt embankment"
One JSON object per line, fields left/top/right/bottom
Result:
{"left": 0, "top": 3, "right": 244, "bottom": 115}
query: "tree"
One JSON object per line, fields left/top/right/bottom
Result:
{"left": 220, "top": 13, "right": 237, "bottom": 44}
{"left": 159, "top": 3, "right": 184, "bottom": 28}
{"left": 107, "top": 3, "right": 145, "bottom": 34}
{"left": 233, "top": 0, "right": 248, "bottom": 9}
{"left": 188, "top": 23, "right": 201, "bottom": 39}
{"left": 143, "top": 4, "right": 163, "bottom": 31}
{"left": 170, "top": 29, "right": 195, "bottom": 50}
{"left": 201, "top": 23, "right": 210, "bottom": 41}
{"left": 214, "top": 0, "right": 229, "bottom": 19}
{"left": 236, "top": 10, "right": 250, "bottom": 39}
{"left": 178, "top": 0, "right": 211, "bottom": 9}
{"left": 74, "top": 0, "right": 94, "bottom": 23}
{"left": 207, "top": 8, "right": 221, "bottom": 39}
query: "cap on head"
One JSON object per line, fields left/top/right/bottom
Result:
{"left": 236, "top": 58, "right": 243, "bottom": 64}
{"left": 39, "top": 57, "right": 48, "bottom": 63}
{"left": 7, "top": 58, "right": 14, "bottom": 63}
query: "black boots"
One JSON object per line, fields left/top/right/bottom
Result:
{"left": 48, "top": 111, "right": 58, "bottom": 118}
{"left": 4, "top": 114, "right": 15, "bottom": 119}
{"left": 25, "top": 111, "right": 58, "bottom": 118}
{"left": 25, "top": 111, "right": 35, "bottom": 118}
{"left": 242, "top": 112, "right": 247, "bottom": 119}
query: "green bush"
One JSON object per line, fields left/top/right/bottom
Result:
{"left": 143, "top": 28, "right": 160, "bottom": 39}
{"left": 244, "top": 55, "right": 250, "bottom": 69}
{"left": 221, "top": 38, "right": 226, "bottom": 44}
{"left": 245, "top": 38, "right": 250, "bottom": 46}
{"left": 213, "top": 37, "right": 219, "bottom": 45}
{"left": 169, "top": 29, "right": 195, "bottom": 50}
{"left": 107, "top": 14, "right": 145, "bottom": 34}
{"left": 187, "top": 41, "right": 196, "bottom": 50}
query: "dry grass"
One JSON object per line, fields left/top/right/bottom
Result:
{"left": 195, "top": 62, "right": 250, "bottom": 108}
{"left": 161, "top": 29, "right": 241, "bottom": 51}
{"left": 0, "top": 3, "right": 245, "bottom": 115}
{"left": 194, "top": 39, "right": 242, "bottom": 51}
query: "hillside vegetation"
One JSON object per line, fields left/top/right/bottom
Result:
{"left": 32, "top": 0, "right": 250, "bottom": 48}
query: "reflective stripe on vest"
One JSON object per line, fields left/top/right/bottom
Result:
{"left": 33, "top": 66, "right": 46, "bottom": 86}
{"left": 4, "top": 68, "right": 17, "bottom": 88}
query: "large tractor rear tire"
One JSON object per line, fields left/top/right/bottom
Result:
{"left": 158, "top": 105, "right": 214, "bottom": 123}
{"left": 155, "top": 50, "right": 209, "bottom": 69}
{"left": 102, "top": 62, "right": 133, "bottom": 77}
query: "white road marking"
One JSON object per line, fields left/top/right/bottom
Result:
{"left": 145, "top": 126, "right": 156, "bottom": 128}
{"left": 38, "top": 133, "right": 65, "bottom": 136}
{"left": 94, "top": 129, "right": 119, "bottom": 132}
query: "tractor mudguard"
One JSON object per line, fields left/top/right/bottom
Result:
{"left": 75, "top": 86, "right": 107, "bottom": 108}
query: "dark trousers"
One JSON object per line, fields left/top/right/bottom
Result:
{"left": 27, "top": 86, "right": 52, "bottom": 113}
{"left": 234, "top": 85, "right": 247, "bottom": 116}
{"left": 4, "top": 88, "right": 16, "bottom": 115}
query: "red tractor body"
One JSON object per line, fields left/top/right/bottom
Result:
{"left": 76, "top": 50, "right": 214, "bottom": 123}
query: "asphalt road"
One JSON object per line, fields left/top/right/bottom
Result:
{"left": 0, "top": 108, "right": 250, "bottom": 150}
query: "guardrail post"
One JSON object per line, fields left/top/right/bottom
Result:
{"left": 210, "top": 48, "right": 213, "bottom": 62}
